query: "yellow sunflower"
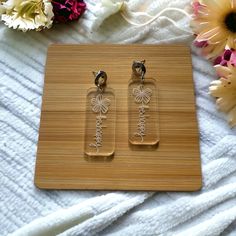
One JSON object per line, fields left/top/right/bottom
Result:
{"left": 191, "top": 0, "right": 236, "bottom": 58}
{"left": 210, "top": 64, "right": 236, "bottom": 126}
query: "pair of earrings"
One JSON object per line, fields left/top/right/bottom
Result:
{"left": 84, "top": 60, "right": 159, "bottom": 158}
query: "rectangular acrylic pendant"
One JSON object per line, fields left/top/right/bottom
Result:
{"left": 84, "top": 87, "right": 116, "bottom": 157}
{"left": 128, "top": 78, "right": 159, "bottom": 146}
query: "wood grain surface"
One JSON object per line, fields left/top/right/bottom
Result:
{"left": 34, "top": 44, "right": 202, "bottom": 191}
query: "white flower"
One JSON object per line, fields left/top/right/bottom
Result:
{"left": 91, "top": 94, "right": 111, "bottom": 114}
{"left": 133, "top": 84, "right": 152, "bottom": 104}
{"left": 210, "top": 64, "right": 236, "bottom": 127}
{"left": 1, "top": 0, "right": 54, "bottom": 32}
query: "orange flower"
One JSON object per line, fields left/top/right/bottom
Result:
{"left": 191, "top": 0, "right": 236, "bottom": 59}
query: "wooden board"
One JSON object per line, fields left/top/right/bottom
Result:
{"left": 34, "top": 44, "right": 202, "bottom": 191}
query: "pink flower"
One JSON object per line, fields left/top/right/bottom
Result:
{"left": 52, "top": 0, "right": 86, "bottom": 23}
{"left": 214, "top": 49, "right": 236, "bottom": 67}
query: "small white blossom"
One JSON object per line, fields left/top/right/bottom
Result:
{"left": 1, "top": 0, "right": 54, "bottom": 32}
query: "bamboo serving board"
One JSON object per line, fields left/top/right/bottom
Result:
{"left": 34, "top": 44, "right": 202, "bottom": 191}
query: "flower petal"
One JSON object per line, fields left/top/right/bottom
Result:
{"left": 91, "top": 97, "right": 97, "bottom": 106}
{"left": 100, "top": 97, "right": 110, "bottom": 114}
{"left": 142, "top": 88, "right": 152, "bottom": 104}
{"left": 228, "top": 106, "right": 236, "bottom": 126}
{"left": 214, "top": 65, "right": 231, "bottom": 78}
{"left": 217, "top": 95, "right": 236, "bottom": 112}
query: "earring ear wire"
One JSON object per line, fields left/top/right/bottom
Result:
{"left": 92, "top": 70, "right": 108, "bottom": 92}
{"left": 132, "top": 60, "right": 146, "bottom": 82}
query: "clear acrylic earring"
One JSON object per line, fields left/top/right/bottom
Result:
{"left": 84, "top": 71, "right": 116, "bottom": 157}
{"left": 128, "top": 60, "right": 159, "bottom": 145}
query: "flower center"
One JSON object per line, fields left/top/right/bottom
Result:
{"left": 225, "top": 12, "right": 236, "bottom": 33}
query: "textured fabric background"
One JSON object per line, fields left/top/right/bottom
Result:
{"left": 0, "top": 0, "right": 236, "bottom": 235}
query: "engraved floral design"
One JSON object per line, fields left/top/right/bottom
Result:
{"left": 89, "top": 93, "right": 111, "bottom": 153}
{"left": 91, "top": 94, "right": 110, "bottom": 114}
{"left": 132, "top": 84, "right": 153, "bottom": 143}
{"left": 133, "top": 84, "right": 152, "bottom": 104}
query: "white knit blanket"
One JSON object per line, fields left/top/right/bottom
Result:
{"left": 1, "top": 0, "right": 236, "bottom": 235}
